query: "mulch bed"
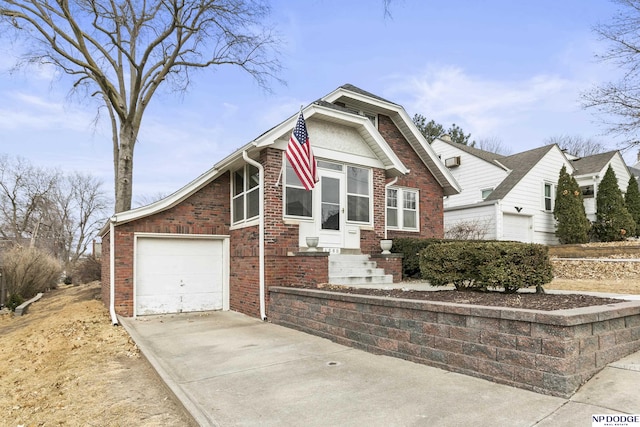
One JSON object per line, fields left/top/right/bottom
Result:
{"left": 288, "top": 285, "right": 626, "bottom": 311}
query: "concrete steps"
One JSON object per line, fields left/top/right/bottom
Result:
{"left": 328, "top": 254, "right": 393, "bottom": 286}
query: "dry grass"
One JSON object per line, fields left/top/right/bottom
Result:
{"left": 546, "top": 278, "right": 640, "bottom": 295}
{"left": 0, "top": 282, "right": 193, "bottom": 426}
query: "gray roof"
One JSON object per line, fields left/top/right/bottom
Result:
{"left": 485, "top": 144, "right": 557, "bottom": 201}
{"left": 440, "top": 139, "right": 507, "bottom": 166}
{"left": 571, "top": 151, "right": 618, "bottom": 176}
{"left": 339, "top": 84, "right": 398, "bottom": 105}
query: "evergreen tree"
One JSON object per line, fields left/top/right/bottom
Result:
{"left": 625, "top": 175, "right": 640, "bottom": 237}
{"left": 413, "top": 114, "right": 474, "bottom": 145}
{"left": 594, "top": 166, "right": 636, "bottom": 241}
{"left": 553, "top": 165, "right": 590, "bottom": 244}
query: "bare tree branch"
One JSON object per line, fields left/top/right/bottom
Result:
{"left": 0, "top": 0, "right": 283, "bottom": 212}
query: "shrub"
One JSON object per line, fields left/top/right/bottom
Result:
{"left": 593, "top": 166, "right": 636, "bottom": 241}
{"left": 554, "top": 165, "right": 590, "bottom": 244}
{"left": 391, "top": 238, "right": 454, "bottom": 279}
{"left": 445, "top": 219, "right": 490, "bottom": 240}
{"left": 478, "top": 242, "right": 554, "bottom": 293}
{"left": 6, "top": 293, "right": 24, "bottom": 312}
{"left": 418, "top": 241, "right": 484, "bottom": 290}
{"left": 2, "top": 246, "right": 62, "bottom": 300}
{"left": 72, "top": 255, "right": 102, "bottom": 284}
{"left": 419, "top": 241, "right": 553, "bottom": 293}
{"left": 625, "top": 175, "right": 640, "bottom": 238}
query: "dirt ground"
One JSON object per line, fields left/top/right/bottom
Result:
{"left": 0, "top": 277, "right": 638, "bottom": 426}
{"left": 0, "top": 282, "right": 194, "bottom": 427}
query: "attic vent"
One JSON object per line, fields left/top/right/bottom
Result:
{"left": 445, "top": 156, "right": 461, "bottom": 168}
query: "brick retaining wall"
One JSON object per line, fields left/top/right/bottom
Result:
{"left": 268, "top": 287, "right": 640, "bottom": 398}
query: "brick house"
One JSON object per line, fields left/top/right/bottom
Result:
{"left": 100, "top": 84, "right": 460, "bottom": 321}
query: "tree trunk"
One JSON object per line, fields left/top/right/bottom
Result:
{"left": 114, "top": 123, "right": 137, "bottom": 213}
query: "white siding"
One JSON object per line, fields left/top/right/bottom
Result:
{"left": 500, "top": 147, "right": 571, "bottom": 245}
{"left": 444, "top": 203, "right": 497, "bottom": 240}
{"left": 432, "top": 140, "right": 508, "bottom": 208}
{"left": 575, "top": 153, "right": 632, "bottom": 219}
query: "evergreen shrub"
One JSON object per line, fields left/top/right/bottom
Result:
{"left": 418, "top": 241, "right": 553, "bottom": 293}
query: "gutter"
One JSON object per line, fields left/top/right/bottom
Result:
{"left": 109, "top": 216, "right": 119, "bottom": 326}
{"left": 384, "top": 177, "right": 398, "bottom": 239}
{"left": 243, "top": 151, "right": 267, "bottom": 321}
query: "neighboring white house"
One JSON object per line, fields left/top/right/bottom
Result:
{"left": 432, "top": 138, "right": 637, "bottom": 244}
{"left": 571, "top": 151, "right": 631, "bottom": 221}
{"left": 432, "top": 138, "right": 573, "bottom": 245}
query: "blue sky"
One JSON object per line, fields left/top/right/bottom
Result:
{"left": 0, "top": 0, "right": 636, "bottom": 205}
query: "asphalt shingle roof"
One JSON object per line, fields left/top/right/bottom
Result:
{"left": 485, "top": 144, "right": 557, "bottom": 201}
{"left": 571, "top": 151, "right": 618, "bottom": 176}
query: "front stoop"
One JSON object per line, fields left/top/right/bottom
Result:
{"left": 328, "top": 254, "right": 393, "bottom": 286}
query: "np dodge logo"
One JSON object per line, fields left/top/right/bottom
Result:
{"left": 592, "top": 414, "right": 640, "bottom": 427}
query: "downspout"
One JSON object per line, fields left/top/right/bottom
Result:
{"left": 243, "top": 151, "right": 266, "bottom": 320}
{"left": 384, "top": 177, "right": 399, "bottom": 239}
{"left": 109, "top": 216, "right": 119, "bottom": 326}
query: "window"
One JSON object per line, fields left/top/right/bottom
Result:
{"left": 363, "top": 112, "right": 378, "bottom": 128}
{"left": 544, "top": 182, "right": 554, "bottom": 211}
{"left": 387, "top": 187, "right": 419, "bottom": 231}
{"left": 347, "top": 166, "right": 370, "bottom": 223}
{"left": 481, "top": 188, "right": 493, "bottom": 200}
{"left": 284, "top": 161, "right": 313, "bottom": 217}
{"left": 232, "top": 164, "right": 260, "bottom": 224}
{"left": 580, "top": 185, "right": 594, "bottom": 198}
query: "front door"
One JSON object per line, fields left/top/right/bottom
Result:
{"left": 317, "top": 170, "right": 345, "bottom": 249}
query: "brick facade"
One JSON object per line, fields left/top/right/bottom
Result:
{"left": 269, "top": 287, "right": 640, "bottom": 397}
{"left": 378, "top": 115, "right": 445, "bottom": 239}
{"left": 102, "top": 117, "right": 445, "bottom": 319}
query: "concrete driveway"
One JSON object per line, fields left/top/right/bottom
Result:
{"left": 121, "top": 311, "right": 640, "bottom": 427}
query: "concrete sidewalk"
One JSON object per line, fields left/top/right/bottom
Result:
{"left": 121, "top": 311, "right": 640, "bottom": 427}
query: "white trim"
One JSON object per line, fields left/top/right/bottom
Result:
{"left": 242, "top": 151, "right": 266, "bottom": 321}
{"left": 100, "top": 85, "right": 461, "bottom": 235}
{"left": 385, "top": 185, "right": 420, "bottom": 232}
{"left": 109, "top": 218, "right": 118, "bottom": 325}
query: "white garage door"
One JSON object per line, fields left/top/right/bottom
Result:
{"left": 135, "top": 236, "right": 226, "bottom": 315}
{"left": 502, "top": 214, "right": 532, "bottom": 242}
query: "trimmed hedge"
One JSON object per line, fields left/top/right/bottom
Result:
{"left": 391, "top": 238, "right": 455, "bottom": 278}
{"left": 418, "top": 241, "right": 553, "bottom": 293}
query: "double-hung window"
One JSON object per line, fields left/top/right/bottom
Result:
{"left": 543, "top": 182, "right": 554, "bottom": 212}
{"left": 284, "top": 161, "right": 313, "bottom": 218}
{"left": 386, "top": 187, "right": 419, "bottom": 231}
{"left": 347, "top": 166, "right": 371, "bottom": 223}
{"left": 232, "top": 164, "right": 260, "bottom": 224}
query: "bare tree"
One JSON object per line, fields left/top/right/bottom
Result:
{"left": 582, "top": 0, "right": 640, "bottom": 146}
{"left": 134, "top": 191, "right": 169, "bottom": 208}
{"left": 475, "top": 136, "right": 512, "bottom": 155}
{"left": 0, "top": 155, "right": 59, "bottom": 245}
{"left": 0, "top": 155, "right": 108, "bottom": 267}
{"left": 544, "top": 134, "right": 609, "bottom": 157}
{"left": 0, "top": 0, "right": 282, "bottom": 213}
{"left": 49, "top": 172, "right": 109, "bottom": 266}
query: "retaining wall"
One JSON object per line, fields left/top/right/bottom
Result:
{"left": 269, "top": 287, "right": 640, "bottom": 398}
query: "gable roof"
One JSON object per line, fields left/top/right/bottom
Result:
{"left": 323, "top": 84, "right": 460, "bottom": 196}
{"left": 435, "top": 138, "right": 508, "bottom": 169}
{"left": 102, "top": 84, "right": 460, "bottom": 232}
{"left": 486, "top": 144, "right": 560, "bottom": 201}
{"left": 571, "top": 151, "right": 619, "bottom": 176}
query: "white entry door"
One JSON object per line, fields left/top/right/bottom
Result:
{"left": 317, "top": 170, "right": 346, "bottom": 249}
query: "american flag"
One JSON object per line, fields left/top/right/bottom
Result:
{"left": 286, "top": 111, "right": 318, "bottom": 190}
